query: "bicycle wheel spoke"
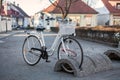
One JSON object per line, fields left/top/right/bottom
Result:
{"left": 29, "top": 50, "right": 41, "bottom": 57}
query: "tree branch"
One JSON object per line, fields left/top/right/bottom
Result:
{"left": 49, "top": 0, "right": 80, "bottom": 19}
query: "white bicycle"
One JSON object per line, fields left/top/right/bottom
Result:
{"left": 22, "top": 22, "right": 83, "bottom": 72}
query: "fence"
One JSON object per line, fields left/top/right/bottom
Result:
{"left": 0, "top": 18, "right": 12, "bottom": 32}
{"left": 76, "top": 26, "right": 120, "bottom": 47}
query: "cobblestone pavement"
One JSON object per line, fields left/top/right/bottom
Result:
{"left": 0, "top": 30, "right": 120, "bottom": 80}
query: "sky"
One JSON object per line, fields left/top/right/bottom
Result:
{"left": 6, "top": 0, "right": 51, "bottom": 16}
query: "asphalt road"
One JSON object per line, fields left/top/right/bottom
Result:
{"left": 0, "top": 31, "right": 120, "bottom": 80}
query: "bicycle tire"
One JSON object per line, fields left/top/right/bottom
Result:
{"left": 22, "top": 35, "right": 42, "bottom": 66}
{"left": 57, "top": 37, "right": 83, "bottom": 72}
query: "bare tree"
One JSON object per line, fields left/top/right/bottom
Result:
{"left": 49, "top": 0, "right": 79, "bottom": 19}
{"left": 0, "top": 0, "right": 2, "bottom": 14}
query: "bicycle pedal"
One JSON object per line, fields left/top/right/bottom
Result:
{"left": 46, "top": 60, "right": 51, "bottom": 63}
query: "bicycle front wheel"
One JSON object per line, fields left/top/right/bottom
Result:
{"left": 58, "top": 37, "right": 83, "bottom": 72}
{"left": 22, "top": 35, "right": 42, "bottom": 66}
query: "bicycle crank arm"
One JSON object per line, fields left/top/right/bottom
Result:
{"left": 31, "top": 48, "right": 43, "bottom": 52}
{"left": 31, "top": 48, "right": 50, "bottom": 62}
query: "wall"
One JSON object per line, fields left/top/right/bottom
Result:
{"left": 52, "top": 14, "right": 97, "bottom": 27}
{"left": 24, "top": 17, "right": 30, "bottom": 28}
{"left": 82, "top": 0, "right": 111, "bottom": 26}
{"left": 97, "top": 14, "right": 110, "bottom": 25}
{"left": 109, "top": 1, "right": 120, "bottom": 7}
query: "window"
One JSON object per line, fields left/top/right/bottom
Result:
{"left": 116, "top": 3, "right": 120, "bottom": 9}
{"left": 113, "top": 16, "right": 120, "bottom": 25}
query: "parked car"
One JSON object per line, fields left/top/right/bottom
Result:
{"left": 12, "top": 25, "right": 21, "bottom": 30}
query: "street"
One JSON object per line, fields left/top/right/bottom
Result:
{"left": 0, "top": 31, "right": 120, "bottom": 80}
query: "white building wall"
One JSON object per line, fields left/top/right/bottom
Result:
{"left": 91, "top": 15, "right": 97, "bottom": 27}
{"left": 94, "top": 0, "right": 110, "bottom": 25}
{"left": 0, "top": 21, "right": 6, "bottom": 32}
{"left": 49, "top": 14, "right": 97, "bottom": 27}
{"left": 82, "top": 0, "right": 110, "bottom": 26}
{"left": 0, "top": 18, "right": 12, "bottom": 32}
{"left": 109, "top": 14, "right": 113, "bottom": 25}
{"left": 7, "top": 20, "right": 12, "bottom": 30}
{"left": 24, "top": 18, "right": 30, "bottom": 27}
{"left": 80, "top": 15, "right": 86, "bottom": 27}
{"left": 97, "top": 14, "right": 110, "bottom": 25}
{"left": 11, "top": 18, "right": 17, "bottom": 28}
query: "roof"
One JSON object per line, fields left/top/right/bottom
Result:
{"left": 102, "top": 0, "right": 120, "bottom": 14}
{"left": 0, "top": 5, "right": 5, "bottom": 15}
{"left": 13, "top": 4, "right": 30, "bottom": 17}
{"left": 43, "top": 0, "right": 98, "bottom": 14}
{"left": 1, "top": 3, "right": 30, "bottom": 18}
{"left": 109, "top": 0, "right": 120, "bottom": 1}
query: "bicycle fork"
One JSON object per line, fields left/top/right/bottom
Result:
{"left": 61, "top": 37, "right": 69, "bottom": 55}
{"left": 61, "top": 37, "right": 77, "bottom": 57}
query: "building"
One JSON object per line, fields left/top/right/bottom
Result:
{"left": 105, "top": 0, "right": 120, "bottom": 25}
{"left": 82, "top": 0, "right": 120, "bottom": 26}
{"left": 37, "top": 0, "right": 98, "bottom": 28}
{"left": 7, "top": 2, "right": 30, "bottom": 29}
{"left": 0, "top": 1, "right": 12, "bottom": 32}
{"left": 0, "top": 1, "right": 30, "bottom": 32}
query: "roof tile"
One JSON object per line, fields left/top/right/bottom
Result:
{"left": 43, "top": 0, "right": 98, "bottom": 14}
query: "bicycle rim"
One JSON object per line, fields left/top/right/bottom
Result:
{"left": 22, "top": 35, "right": 41, "bottom": 66}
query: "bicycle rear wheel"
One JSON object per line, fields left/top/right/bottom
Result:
{"left": 22, "top": 35, "right": 42, "bottom": 66}
{"left": 58, "top": 37, "right": 83, "bottom": 72}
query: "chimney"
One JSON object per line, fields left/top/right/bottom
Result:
{"left": 13, "top": 1, "right": 15, "bottom": 5}
{"left": 17, "top": 4, "right": 19, "bottom": 7}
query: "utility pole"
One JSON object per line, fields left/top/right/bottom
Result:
{"left": 6, "top": 17, "right": 8, "bottom": 32}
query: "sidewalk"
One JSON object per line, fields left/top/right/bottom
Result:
{"left": 0, "top": 30, "right": 23, "bottom": 40}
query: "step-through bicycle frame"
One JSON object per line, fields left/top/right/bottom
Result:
{"left": 29, "top": 30, "right": 73, "bottom": 57}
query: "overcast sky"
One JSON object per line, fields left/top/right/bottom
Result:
{"left": 6, "top": 0, "right": 51, "bottom": 16}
